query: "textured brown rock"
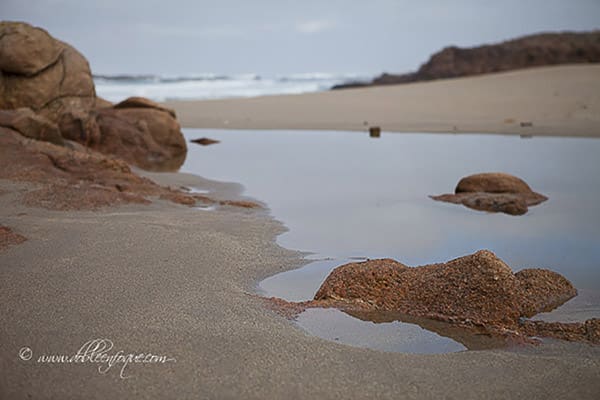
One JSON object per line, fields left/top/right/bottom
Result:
{"left": 0, "top": 22, "right": 186, "bottom": 172}
{"left": 0, "top": 127, "right": 192, "bottom": 210}
{"left": 0, "top": 108, "right": 63, "bottom": 145}
{"left": 0, "top": 23, "right": 95, "bottom": 114}
{"left": 314, "top": 250, "right": 578, "bottom": 326}
{"left": 113, "top": 96, "right": 176, "bottom": 118}
{"left": 268, "top": 250, "right": 598, "bottom": 344}
{"left": 456, "top": 173, "right": 532, "bottom": 194}
{"left": 430, "top": 172, "right": 548, "bottom": 215}
{"left": 0, "top": 22, "right": 62, "bottom": 76}
{"left": 334, "top": 31, "right": 600, "bottom": 89}
{"left": 93, "top": 106, "right": 187, "bottom": 171}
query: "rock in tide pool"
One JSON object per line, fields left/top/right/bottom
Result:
{"left": 266, "top": 250, "right": 600, "bottom": 344}
{"left": 430, "top": 172, "right": 548, "bottom": 215}
{"left": 314, "top": 250, "right": 576, "bottom": 326}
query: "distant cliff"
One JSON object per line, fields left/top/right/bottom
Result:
{"left": 333, "top": 31, "right": 600, "bottom": 89}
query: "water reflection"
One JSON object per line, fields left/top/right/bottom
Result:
{"left": 182, "top": 129, "right": 600, "bottom": 291}
{"left": 181, "top": 129, "right": 600, "bottom": 352}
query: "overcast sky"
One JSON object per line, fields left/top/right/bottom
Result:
{"left": 2, "top": 0, "right": 599, "bottom": 76}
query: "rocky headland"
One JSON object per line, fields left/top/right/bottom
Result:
{"left": 334, "top": 31, "right": 600, "bottom": 89}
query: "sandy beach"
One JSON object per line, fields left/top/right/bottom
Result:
{"left": 1, "top": 171, "right": 599, "bottom": 399}
{"left": 166, "top": 64, "right": 600, "bottom": 137}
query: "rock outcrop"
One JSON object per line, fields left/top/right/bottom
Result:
{"left": 0, "top": 21, "right": 186, "bottom": 171}
{"left": 78, "top": 98, "right": 187, "bottom": 171}
{"left": 0, "top": 127, "right": 193, "bottom": 210}
{"left": 333, "top": 31, "right": 600, "bottom": 89}
{"left": 430, "top": 172, "right": 548, "bottom": 215}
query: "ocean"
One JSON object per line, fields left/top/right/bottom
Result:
{"left": 93, "top": 73, "right": 366, "bottom": 103}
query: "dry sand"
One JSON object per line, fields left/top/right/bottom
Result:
{"left": 1, "top": 172, "right": 600, "bottom": 399}
{"left": 166, "top": 64, "right": 600, "bottom": 137}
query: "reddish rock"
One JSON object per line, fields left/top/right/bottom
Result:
{"left": 430, "top": 173, "right": 548, "bottom": 215}
{"left": 0, "top": 127, "right": 193, "bottom": 210}
{"left": 515, "top": 269, "right": 578, "bottom": 317}
{"left": 314, "top": 250, "right": 577, "bottom": 326}
{"left": 269, "top": 250, "right": 598, "bottom": 344}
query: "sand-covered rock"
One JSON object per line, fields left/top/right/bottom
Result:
{"left": 430, "top": 172, "right": 548, "bottom": 215}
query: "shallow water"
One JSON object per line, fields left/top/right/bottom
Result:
{"left": 181, "top": 129, "right": 600, "bottom": 352}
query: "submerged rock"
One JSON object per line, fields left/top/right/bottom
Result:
{"left": 430, "top": 172, "right": 548, "bottom": 215}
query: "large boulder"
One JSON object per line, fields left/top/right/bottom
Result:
{"left": 0, "top": 22, "right": 95, "bottom": 113}
{"left": 314, "top": 250, "right": 577, "bottom": 327}
{"left": 0, "top": 22, "right": 187, "bottom": 171}
{"left": 430, "top": 172, "right": 548, "bottom": 215}
{"left": 0, "top": 108, "right": 63, "bottom": 145}
{"left": 89, "top": 99, "right": 187, "bottom": 171}
{"left": 0, "top": 22, "right": 62, "bottom": 76}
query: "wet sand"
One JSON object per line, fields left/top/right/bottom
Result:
{"left": 1, "top": 172, "right": 600, "bottom": 399}
{"left": 166, "top": 64, "right": 600, "bottom": 137}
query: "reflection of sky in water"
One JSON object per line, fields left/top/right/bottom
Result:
{"left": 296, "top": 308, "right": 467, "bottom": 354}
{"left": 182, "top": 129, "right": 600, "bottom": 352}
{"left": 182, "top": 129, "right": 600, "bottom": 291}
